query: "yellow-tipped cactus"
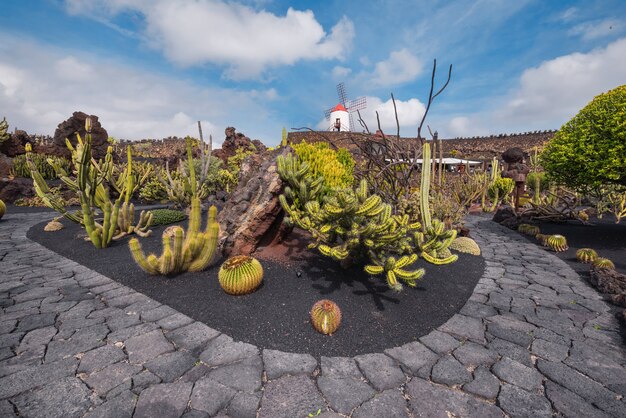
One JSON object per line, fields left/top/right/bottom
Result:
{"left": 518, "top": 223, "right": 540, "bottom": 236}
{"left": 449, "top": 237, "right": 481, "bottom": 256}
{"left": 310, "top": 299, "right": 342, "bottom": 335}
{"left": 218, "top": 255, "right": 264, "bottom": 295}
{"left": 576, "top": 248, "right": 598, "bottom": 264}
{"left": 546, "top": 234, "right": 568, "bottom": 252}
{"left": 592, "top": 258, "right": 615, "bottom": 270}
{"left": 0, "top": 199, "right": 5, "bottom": 220}
{"left": 365, "top": 254, "right": 425, "bottom": 291}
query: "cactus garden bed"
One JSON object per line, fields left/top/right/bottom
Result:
{"left": 28, "top": 216, "right": 484, "bottom": 358}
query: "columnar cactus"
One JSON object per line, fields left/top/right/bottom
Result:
{"left": 310, "top": 299, "right": 342, "bottom": 335}
{"left": 546, "top": 234, "right": 568, "bottom": 252}
{"left": 0, "top": 117, "right": 9, "bottom": 144}
{"left": 592, "top": 258, "right": 615, "bottom": 270}
{"left": 449, "top": 237, "right": 481, "bottom": 256}
{"left": 518, "top": 224, "right": 540, "bottom": 236}
{"left": 576, "top": 248, "right": 598, "bottom": 263}
{"left": 365, "top": 254, "right": 424, "bottom": 291}
{"left": 218, "top": 255, "right": 264, "bottom": 295}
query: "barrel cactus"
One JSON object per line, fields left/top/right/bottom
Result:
{"left": 518, "top": 223, "right": 540, "bottom": 236}
{"left": 448, "top": 237, "right": 481, "bottom": 256}
{"left": 44, "top": 220, "right": 64, "bottom": 232}
{"left": 546, "top": 235, "right": 568, "bottom": 252}
{"left": 0, "top": 199, "right": 5, "bottom": 220}
{"left": 576, "top": 248, "right": 598, "bottom": 263}
{"left": 310, "top": 299, "right": 342, "bottom": 335}
{"left": 592, "top": 258, "right": 615, "bottom": 270}
{"left": 218, "top": 255, "right": 264, "bottom": 295}
{"left": 536, "top": 234, "right": 548, "bottom": 246}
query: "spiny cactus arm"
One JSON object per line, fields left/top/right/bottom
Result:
{"left": 420, "top": 142, "right": 432, "bottom": 230}
{"left": 186, "top": 137, "right": 197, "bottom": 196}
{"left": 129, "top": 238, "right": 160, "bottom": 275}
{"left": 188, "top": 222, "right": 220, "bottom": 272}
{"left": 421, "top": 250, "right": 458, "bottom": 265}
{"left": 188, "top": 197, "right": 202, "bottom": 235}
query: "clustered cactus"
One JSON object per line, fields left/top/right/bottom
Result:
{"left": 576, "top": 248, "right": 598, "bottom": 263}
{"left": 310, "top": 299, "right": 342, "bottom": 335}
{"left": 518, "top": 223, "right": 540, "bottom": 236}
{"left": 218, "top": 255, "right": 264, "bottom": 295}
{"left": 150, "top": 209, "right": 188, "bottom": 226}
{"left": 449, "top": 237, "right": 481, "bottom": 256}
{"left": 545, "top": 234, "right": 568, "bottom": 252}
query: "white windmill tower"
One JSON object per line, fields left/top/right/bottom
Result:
{"left": 324, "top": 82, "right": 367, "bottom": 132}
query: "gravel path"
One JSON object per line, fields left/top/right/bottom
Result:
{"left": 0, "top": 211, "right": 624, "bottom": 417}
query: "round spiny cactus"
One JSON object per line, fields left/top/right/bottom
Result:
{"left": 576, "top": 248, "right": 598, "bottom": 264}
{"left": 0, "top": 199, "right": 5, "bottom": 220}
{"left": 546, "top": 235, "right": 568, "bottom": 252}
{"left": 518, "top": 223, "right": 540, "bottom": 236}
{"left": 44, "top": 220, "right": 64, "bottom": 232}
{"left": 218, "top": 255, "right": 264, "bottom": 295}
{"left": 310, "top": 299, "right": 342, "bottom": 335}
{"left": 536, "top": 233, "right": 548, "bottom": 246}
{"left": 449, "top": 237, "right": 481, "bottom": 256}
{"left": 592, "top": 257, "right": 615, "bottom": 270}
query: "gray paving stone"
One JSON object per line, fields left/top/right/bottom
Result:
{"left": 537, "top": 360, "right": 625, "bottom": 417}
{"left": 78, "top": 344, "right": 127, "bottom": 374}
{"left": 105, "top": 312, "right": 141, "bottom": 331}
{"left": 83, "top": 362, "right": 143, "bottom": 396}
{"left": 157, "top": 313, "right": 195, "bottom": 330}
{"left": 13, "top": 286, "right": 58, "bottom": 303}
{"left": 125, "top": 329, "right": 174, "bottom": 364}
{"left": 208, "top": 355, "right": 263, "bottom": 393}
{"left": 12, "top": 377, "right": 92, "bottom": 418}
{"left": 107, "top": 322, "right": 159, "bottom": 343}
{"left": 320, "top": 356, "right": 362, "bottom": 379}
{"left": 17, "top": 326, "right": 56, "bottom": 353}
{"left": 83, "top": 389, "right": 136, "bottom": 418}
{"left": 352, "top": 388, "right": 408, "bottom": 418}
{"left": 199, "top": 334, "right": 258, "bottom": 368}
{"left": 16, "top": 313, "right": 56, "bottom": 333}
{"left": 6, "top": 300, "right": 41, "bottom": 313}
{"left": 531, "top": 338, "right": 569, "bottom": 362}
{"left": 0, "top": 332, "right": 23, "bottom": 349}
{"left": 490, "top": 337, "right": 532, "bottom": 367}
{"left": 384, "top": 341, "right": 439, "bottom": 375}
{"left": 431, "top": 355, "right": 472, "bottom": 386}
{"left": 492, "top": 357, "right": 543, "bottom": 391}
{"left": 407, "top": 377, "right": 503, "bottom": 418}
{"left": 262, "top": 349, "right": 317, "bottom": 379}
{"left": 565, "top": 350, "right": 626, "bottom": 391}
{"left": 132, "top": 370, "right": 162, "bottom": 393}
{"left": 0, "top": 320, "right": 16, "bottom": 334}
{"left": 145, "top": 350, "right": 196, "bottom": 383}
{"left": 134, "top": 382, "right": 193, "bottom": 418}
{"left": 544, "top": 381, "right": 611, "bottom": 418}
{"left": 166, "top": 322, "right": 220, "bottom": 355}
{"left": 354, "top": 353, "right": 405, "bottom": 391}
{"left": 0, "top": 400, "right": 17, "bottom": 417}
{"left": 45, "top": 324, "right": 108, "bottom": 362}
{"left": 181, "top": 410, "right": 209, "bottom": 418}
{"left": 497, "top": 384, "right": 552, "bottom": 418}
{"left": 453, "top": 341, "right": 499, "bottom": 367}
{"left": 227, "top": 391, "right": 261, "bottom": 418}
{"left": 440, "top": 314, "right": 485, "bottom": 343}
{"left": 0, "top": 357, "right": 78, "bottom": 399}
{"left": 419, "top": 330, "right": 460, "bottom": 353}
{"left": 462, "top": 366, "right": 500, "bottom": 400}
{"left": 258, "top": 374, "right": 325, "bottom": 418}
{"left": 317, "top": 376, "right": 376, "bottom": 414}
{"left": 141, "top": 305, "right": 178, "bottom": 322}
{"left": 180, "top": 363, "right": 211, "bottom": 383}
{"left": 0, "top": 348, "right": 13, "bottom": 362}
{"left": 189, "top": 377, "right": 237, "bottom": 416}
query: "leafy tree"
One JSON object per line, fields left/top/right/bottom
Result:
{"left": 540, "top": 85, "right": 626, "bottom": 192}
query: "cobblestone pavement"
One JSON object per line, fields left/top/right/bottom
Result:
{"left": 0, "top": 211, "right": 625, "bottom": 418}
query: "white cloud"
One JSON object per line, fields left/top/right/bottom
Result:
{"left": 558, "top": 7, "right": 578, "bottom": 23}
{"left": 0, "top": 33, "right": 281, "bottom": 143}
{"left": 64, "top": 0, "right": 355, "bottom": 80}
{"left": 316, "top": 95, "right": 426, "bottom": 136}
{"left": 370, "top": 49, "right": 423, "bottom": 87}
{"left": 331, "top": 66, "right": 352, "bottom": 80}
{"left": 569, "top": 19, "right": 621, "bottom": 40}
{"left": 437, "top": 37, "right": 626, "bottom": 137}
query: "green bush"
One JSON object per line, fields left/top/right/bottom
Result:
{"left": 150, "top": 209, "right": 188, "bottom": 226}
{"left": 292, "top": 141, "right": 354, "bottom": 191}
{"left": 541, "top": 85, "right": 626, "bottom": 191}
{"left": 12, "top": 153, "right": 72, "bottom": 180}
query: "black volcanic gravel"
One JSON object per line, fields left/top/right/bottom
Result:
{"left": 28, "top": 217, "right": 484, "bottom": 357}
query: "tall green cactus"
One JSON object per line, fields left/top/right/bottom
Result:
{"left": 160, "top": 137, "right": 209, "bottom": 207}
{"left": 115, "top": 145, "right": 153, "bottom": 239}
{"left": 0, "top": 117, "right": 9, "bottom": 144}
{"left": 281, "top": 127, "right": 287, "bottom": 147}
{"left": 420, "top": 141, "right": 432, "bottom": 230}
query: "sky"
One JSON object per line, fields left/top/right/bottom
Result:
{"left": 0, "top": 0, "right": 625, "bottom": 148}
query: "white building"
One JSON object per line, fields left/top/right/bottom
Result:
{"left": 328, "top": 103, "right": 350, "bottom": 132}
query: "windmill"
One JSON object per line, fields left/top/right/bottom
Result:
{"left": 324, "top": 82, "right": 367, "bottom": 132}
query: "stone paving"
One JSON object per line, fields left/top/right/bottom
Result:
{"left": 0, "top": 211, "right": 625, "bottom": 418}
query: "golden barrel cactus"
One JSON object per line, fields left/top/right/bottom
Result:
{"left": 576, "top": 248, "right": 598, "bottom": 263}
{"left": 546, "top": 235, "right": 568, "bottom": 252}
{"left": 310, "top": 299, "right": 342, "bottom": 335}
{"left": 592, "top": 258, "right": 615, "bottom": 270}
{"left": 218, "top": 255, "right": 264, "bottom": 295}
{"left": 518, "top": 223, "right": 540, "bottom": 236}
{"left": 0, "top": 199, "right": 5, "bottom": 220}
{"left": 449, "top": 237, "right": 481, "bottom": 256}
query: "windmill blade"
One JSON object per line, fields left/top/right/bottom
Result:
{"left": 349, "top": 113, "right": 356, "bottom": 132}
{"left": 348, "top": 96, "right": 367, "bottom": 111}
{"left": 324, "top": 108, "right": 333, "bottom": 120}
{"left": 337, "top": 82, "right": 348, "bottom": 106}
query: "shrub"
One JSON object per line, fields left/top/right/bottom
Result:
{"left": 541, "top": 85, "right": 626, "bottom": 192}
{"left": 11, "top": 153, "right": 72, "bottom": 180}
{"left": 150, "top": 209, "right": 187, "bottom": 226}
{"left": 292, "top": 140, "right": 354, "bottom": 192}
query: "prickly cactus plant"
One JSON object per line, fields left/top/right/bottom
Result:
{"left": 310, "top": 299, "right": 342, "bottom": 335}
{"left": 0, "top": 117, "right": 9, "bottom": 144}
{"left": 546, "top": 234, "right": 568, "bottom": 252}
{"left": 592, "top": 258, "right": 615, "bottom": 270}
{"left": 218, "top": 255, "right": 264, "bottom": 295}
{"left": 365, "top": 254, "right": 424, "bottom": 291}
{"left": 151, "top": 209, "right": 187, "bottom": 226}
{"left": 518, "top": 224, "right": 540, "bottom": 236}
{"left": 0, "top": 199, "right": 5, "bottom": 220}
{"left": 576, "top": 248, "right": 598, "bottom": 263}
{"left": 449, "top": 237, "right": 481, "bottom": 256}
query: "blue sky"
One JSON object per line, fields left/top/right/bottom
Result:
{"left": 0, "top": 0, "right": 625, "bottom": 147}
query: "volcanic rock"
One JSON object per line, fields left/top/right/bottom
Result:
{"left": 53, "top": 112, "right": 109, "bottom": 160}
